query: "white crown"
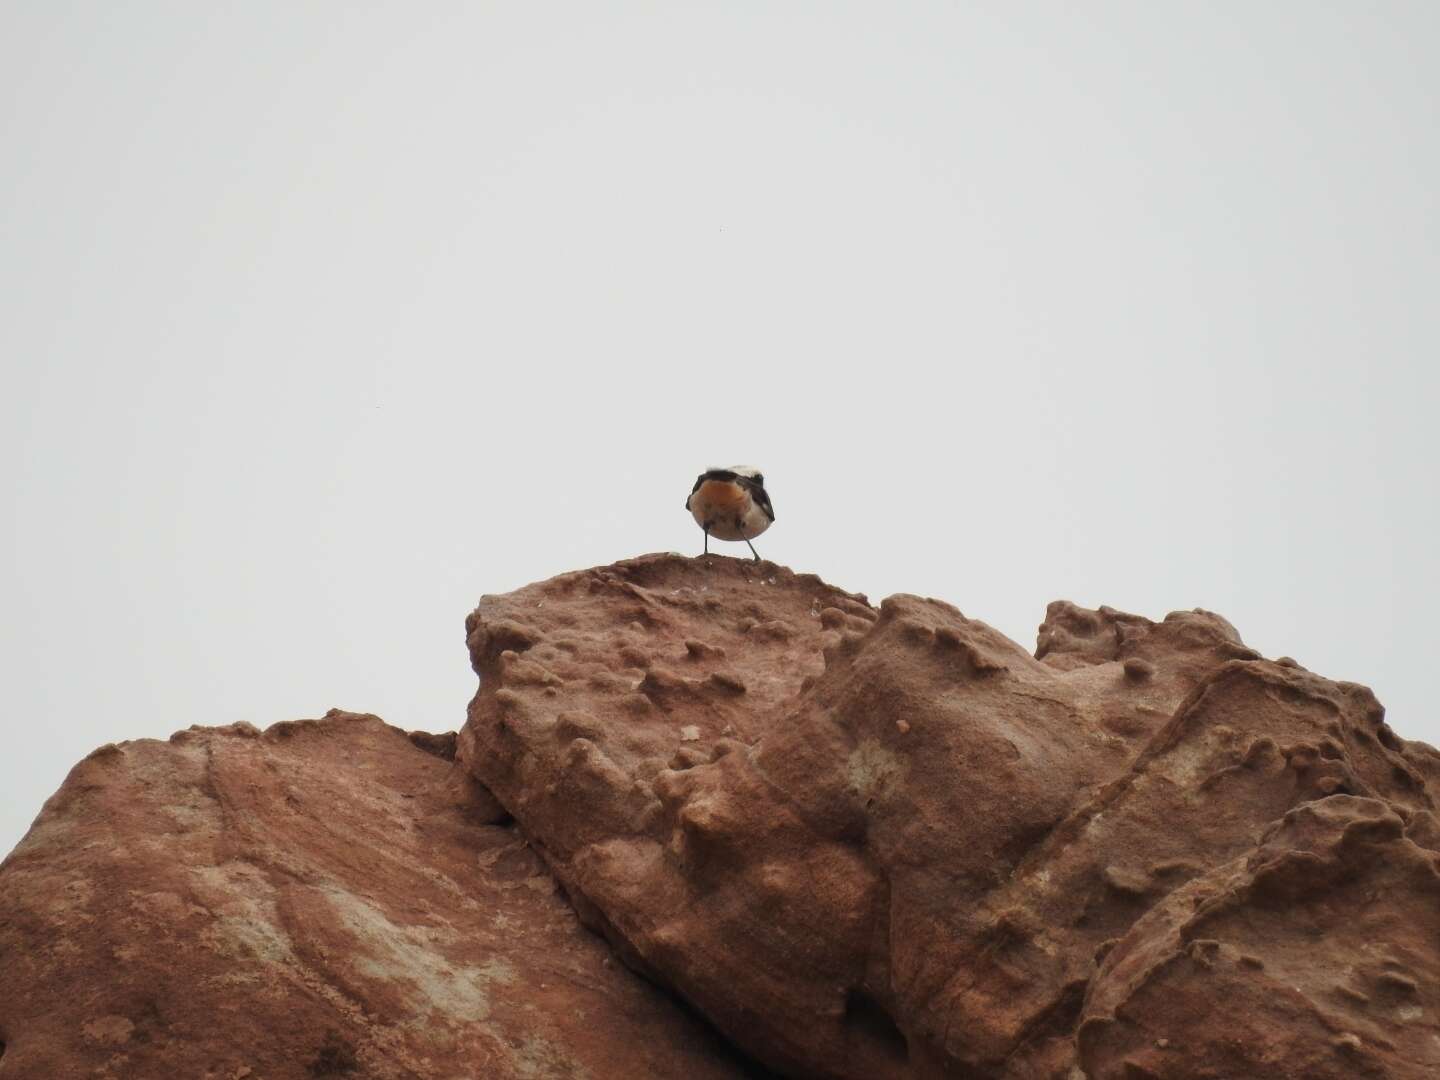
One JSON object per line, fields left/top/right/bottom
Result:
{"left": 715, "top": 465, "right": 763, "bottom": 480}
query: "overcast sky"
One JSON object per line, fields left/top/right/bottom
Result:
{"left": 3, "top": 3, "right": 1436, "bottom": 858}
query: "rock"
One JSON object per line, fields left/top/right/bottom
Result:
{"left": 7, "top": 553, "right": 1439, "bottom": 1079}
{"left": 462, "top": 554, "right": 1440, "bottom": 1078}
{"left": 0, "top": 709, "right": 753, "bottom": 1080}
{"left": 1078, "top": 796, "right": 1440, "bottom": 1078}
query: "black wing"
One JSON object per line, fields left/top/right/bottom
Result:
{"left": 685, "top": 472, "right": 704, "bottom": 510}
{"left": 743, "top": 477, "right": 775, "bottom": 521}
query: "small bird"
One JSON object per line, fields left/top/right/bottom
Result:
{"left": 685, "top": 466, "right": 775, "bottom": 561}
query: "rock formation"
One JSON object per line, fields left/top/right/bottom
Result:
{"left": 4, "top": 552, "right": 1439, "bottom": 1079}
{"left": 460, "top": 555, "right": 1440, "bottom": 1078}
{"left": 0, "top": 712, "right": 752, "bottom": 1079}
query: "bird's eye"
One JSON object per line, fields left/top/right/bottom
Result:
{"left": 754, "top": 473, "right": 765, "bottom": 485}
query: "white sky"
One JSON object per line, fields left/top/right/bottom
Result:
{"left": 3, "top": 3, "right": 1437, "bottom": 858}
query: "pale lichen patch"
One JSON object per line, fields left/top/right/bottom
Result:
{"left": 847, "top": 739, "right": 903, "bottom": 802}
{"left": 322, "top": 887, "right": 516, "bottom": 1026}
{"left": 81, "top": 1014, "right": 134, "bottom": 1045}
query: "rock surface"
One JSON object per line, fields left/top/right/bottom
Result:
{"left": 5, "top": 553, "right": 1439, "bottom": 1079}
{"left": 461, "top": 554, "right": 1440, "bottom": 1079}
{"left": 0, "top": 711, "right": 755, "bottom": 1079}
{"left": 1079, "top": 795, "right": 1440, "bottom": 1078}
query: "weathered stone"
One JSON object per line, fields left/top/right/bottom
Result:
{"left": 7, "top": 553, "right": 1439, "bottom": 1079}
{"left": 0, "top": 709, "right": 753, "bottom": 1079}
{"left": 462, "top": 554, "right": 1440, "bottom": 1078}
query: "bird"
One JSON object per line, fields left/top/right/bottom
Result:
{"left": 685, "top": 466, "right": 775, "bottom": 561}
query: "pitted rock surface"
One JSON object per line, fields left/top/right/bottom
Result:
{"left": 462, "top": 554, "right": 1440, "bottom": 1078}
{"left": 1079, "top": 795, "right": 1440, "bottom": 1079}
{"left": 5, "top": 554, "right": 1439, "bottom": 1079}
{"left": 0, "top": 711, "right": 754, "bottom": 1080}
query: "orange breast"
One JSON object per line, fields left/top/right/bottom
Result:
{"left": 697, "top": 480, "right": 746, "bottom": 509}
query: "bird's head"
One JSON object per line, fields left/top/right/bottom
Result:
{"left": 713, "top": 464, "right": 765, "bottom": 487}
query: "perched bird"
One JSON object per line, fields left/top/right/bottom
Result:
{"left": 685, "top": 466, "right": 775, "bottom": 561}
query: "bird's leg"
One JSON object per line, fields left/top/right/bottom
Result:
{"left": 703, "top": 527, "right": 709, "bottom": 556}
{"left": 745, "top": 538, "right": 760, "bottom": 562}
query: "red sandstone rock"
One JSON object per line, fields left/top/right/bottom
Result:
{"left": 461, "top": 554, "right": 1440, "bottom": 1078}
{"left": 1077, "top": 795, "right": 1440, "bottom": 1078}
{"left": 0, "top": 711, "right": 753, "bottom": 1080}
{"left": 6, "top": 555, "right": 1439, "bottom": 1079}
